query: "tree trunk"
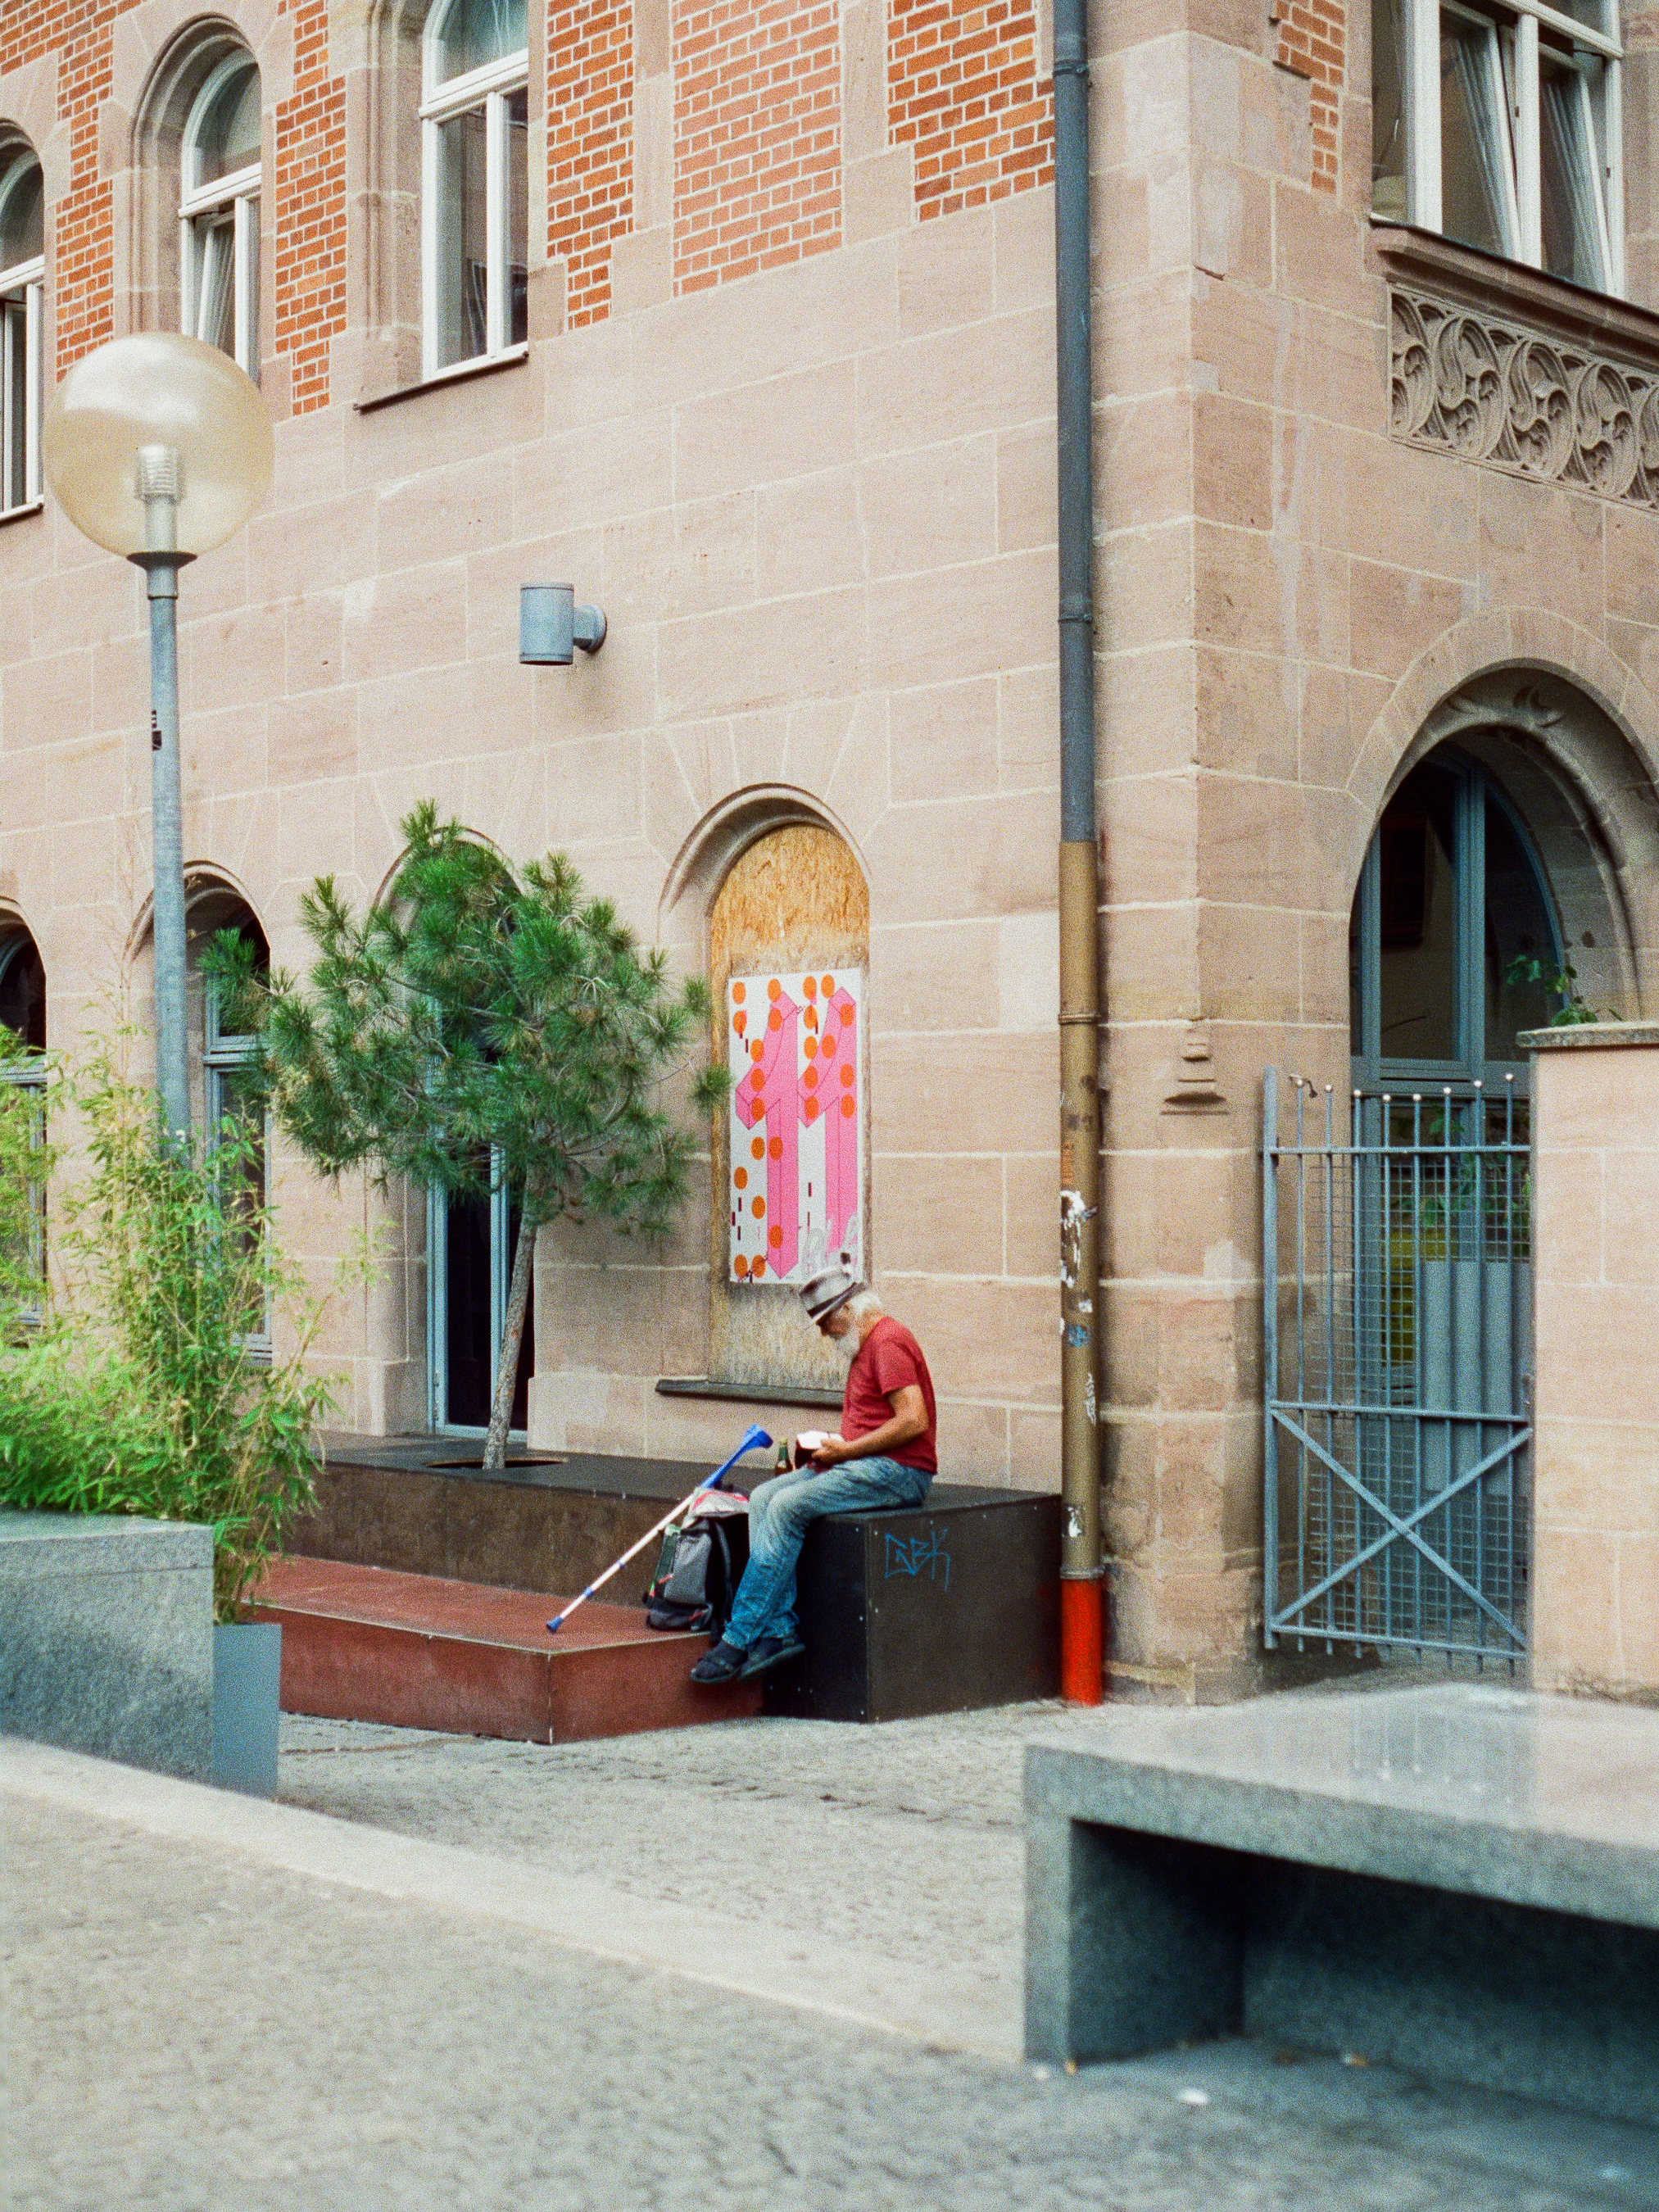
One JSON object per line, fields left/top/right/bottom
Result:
{"left": 483, "top": 1210, "right": 537, "bottom": 1471}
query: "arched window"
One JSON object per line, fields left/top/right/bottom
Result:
{"left": 0, "top": 143, "right": 44, "bottom": 515}
{"left": 1349, "top": 746, "right": 1562, "bottom": 1094}
{"left": 0, "top": 927, "right": 48, "bottom": 1294}
{"left": 0, "top": 929, "right": 44, "bottom": 1057}
{"left": 179, "top": 54, "right": 261, "bottom": 378}
{"left": 421, "top": 0, "right": 528, "bottom": 374}
{"left": 182, "top": 891, "right": 270, "bottom": 1353}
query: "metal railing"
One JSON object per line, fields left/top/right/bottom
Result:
{"left": 1262, "top": 1071, "right": 1532, "bottom": 1664}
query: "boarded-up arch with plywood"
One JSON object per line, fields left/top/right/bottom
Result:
{"left": 708, "top": 824, "right": 869, "bottom": 1392}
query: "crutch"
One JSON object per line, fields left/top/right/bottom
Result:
{"left": 545, "top": 1423, "right": 773, "bottom": 1634}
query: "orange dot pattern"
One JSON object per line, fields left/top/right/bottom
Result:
{"left": 728, "top": 968, "right": 859, "bottom": 1284}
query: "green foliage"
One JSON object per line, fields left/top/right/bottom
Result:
{"left": 0, "top": 1037, "right": 340, "bottom": 1621}
{"left": 206, "top": 803, "right": 727, "bottom": 1463}
{"left": 1504, "top": 950, "right": 1618, "bottom": 1028}
{"left": 0, "top": 1045, "right": 49, "bottom": 1322}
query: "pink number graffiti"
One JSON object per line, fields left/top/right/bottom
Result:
{"left": 732, "top": 983, "right": 800, "bottom": 1280}
{"left": 797, "top": 981, "right": 858, "bottom": 1256}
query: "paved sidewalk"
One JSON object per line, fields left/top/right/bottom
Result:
{"left": 6, "top": 1709, "right": 1658, "bottom": 2210}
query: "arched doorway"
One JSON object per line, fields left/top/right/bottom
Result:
{"left": 429, "top": 1171, "right": 533, "bottom": 1438}
{"left": 1267, "top": 733, "right": 1611, "bottom": 1670}
{"left": 1349, "top": 746, "right": 1565, "bottom": 1094}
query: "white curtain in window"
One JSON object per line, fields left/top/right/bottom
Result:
{"left": 1441, "top": 18, "right": 1514, "bottom": 256}
{"left": 192, "top": 213, "right": 236, "bottom": 353}
{"left": 1540, "top": 67, "right": 1604, "bottom": 286}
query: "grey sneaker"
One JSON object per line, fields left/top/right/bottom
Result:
{"left": 738, "top": 1634, "right": 806, "bottom": 1680}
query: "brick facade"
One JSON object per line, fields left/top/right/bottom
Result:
{"left": 1271, "top": 0, "right": 1345, "bottom": 195}
{"left": 547, "top": 0, "right": 634, "bottom": 325}
{"left": 887, "top": 0, "right": 1054, "bottom": 221}
{"left": 274, "top": 0, "right": 347, "bottom": 411}
{"left": 8, "top": 2, "right": 118, "bottom": 375}
{"left": 3, "top": 0, "right": 347, "bottom": 401}
{"left": 672, "top": 0, "right": 840, "bottom": 292}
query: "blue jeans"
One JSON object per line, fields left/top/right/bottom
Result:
{"left": 724, "top": 1455, "right": 933, "bottom": 1648}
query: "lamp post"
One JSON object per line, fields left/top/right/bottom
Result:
{"left": 43, "top": 333, "right": 272, "bottom": 1142}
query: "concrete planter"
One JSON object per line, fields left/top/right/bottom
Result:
{"left": 212, "top": 1620, "right": 281, "bottom": 1797}
{"left": 0, "top": 1511, "right": 213, "bottom": 1779}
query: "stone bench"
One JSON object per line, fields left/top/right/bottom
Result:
{"left": 764, "top": 1484, "right": 1061, "bottom": 1722}
{"left": 1024, "top": 1684, "right": 1659, "bottom": 2124}
{"left": 0, "top": 1512, "right": 213, "bottom": 1781}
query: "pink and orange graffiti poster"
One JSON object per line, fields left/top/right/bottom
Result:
{"left": 727, "top": 968, "right": 864, "bottom": 1285}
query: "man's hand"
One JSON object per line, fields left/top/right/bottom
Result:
{"left": 811, "top": 1385, "right": 927, "bottom": 1467}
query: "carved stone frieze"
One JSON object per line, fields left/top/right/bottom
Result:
{"left": 1389, "top": 288, "right": 1659, "bottom": 510}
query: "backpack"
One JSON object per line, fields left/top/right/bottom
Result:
{"left": 644, "top": 1507, "right": 750, "bottom": 1635}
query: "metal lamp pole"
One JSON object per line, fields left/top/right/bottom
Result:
{"left": 41, "top": 333, "right": 271, "bottom": 1145}
{"left": 137, "top": 446, "right": 193, "bottom": 1143}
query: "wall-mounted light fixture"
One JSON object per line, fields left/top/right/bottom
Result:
{"left": 519, "top": 583, "right": 606, "bottom": 664}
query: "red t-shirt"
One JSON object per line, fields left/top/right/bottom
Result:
{"left": 841, "top": 1316, "right": 937, "bottom": 1474}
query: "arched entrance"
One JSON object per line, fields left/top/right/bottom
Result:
{"left": 1267, "top": 728, "right": 1614, "bottom": 1670}
{"left": 1349, "top": 747, "right": 1564, "bottom": 1093}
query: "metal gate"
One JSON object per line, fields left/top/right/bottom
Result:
{"left": 1262, "top": 1072, "right": 1532, "bottom": 1664}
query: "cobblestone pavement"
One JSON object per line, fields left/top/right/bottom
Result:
{"left": 7, "top": 1779, "right": 1657, "bottom": 2212}
{"left": 5, "top": 1707, "right": 1657, "bottom": 2210}
{"left": 276, "top": 1704, "right": 1055, "bottom": 2020}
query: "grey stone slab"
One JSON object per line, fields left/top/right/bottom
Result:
{"left": 0, "top": 1511, "right": 212, "bottom": 1780}
{"left": 1027, "top": 1684, "right": 1659, "bottom": 1924}
{"left": 1023, "top": 1687, "right": 1659, "bottom": 2123}
{"left": 1521, "top": 1022, "right": 1659, "bottom": 1049}
{"left": 0, "top": 1507, "right": 212, "bottom": 1574}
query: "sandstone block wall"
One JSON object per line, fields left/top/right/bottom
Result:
{"left": 1530, "top": 1031, "right": 1659, "bottom": 1702}
{"left": 4, "top": 0, "right": 1659, "bottom": 1701}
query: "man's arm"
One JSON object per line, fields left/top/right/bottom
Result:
{"left": 811, "top": 1385, "right": 927, "bottom": 1467}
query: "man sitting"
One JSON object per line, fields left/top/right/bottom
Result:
{"left": 691, "top": 1260, "right": 937, "bottom": 1684}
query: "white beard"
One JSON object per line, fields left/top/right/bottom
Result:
{"left": 830, "top": 1326, "right": 859, "bottom": 1368}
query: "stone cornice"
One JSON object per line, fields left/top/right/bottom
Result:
{"left": 1372, "top": 229, "right": 1659, "bottom": 511}
{"left": 1370, "top": 225, "right": 1659, "bottom": 373}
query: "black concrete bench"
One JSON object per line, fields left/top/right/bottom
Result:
{"left": 764, "top": 1484, "right": 1061, "bottom": 1722}
{"left": 1024, "top": 1684, "right": 1659, "bottom": 2123}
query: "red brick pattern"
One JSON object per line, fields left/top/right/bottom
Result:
{"left": 4, "top": 2, "right": 122, "bottom": 373}
{"left": 673, "top": 0, "right": 840, "bottom": 294}
{"left": 1271, "top": 0, "right": 1345, "bottom": 195}
{"left": 4, "top": 0, "right": 347, "bottom": 406}
{"left": 887, "top": 0, "right": 1053, "bottom": 222}
{"left": 274, "top": 0, "right": 347, "bottom": 410}
{"left": 548, "top": 0, "right": 633, "bottom": 326}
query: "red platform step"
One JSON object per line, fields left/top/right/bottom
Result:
{"left": 250, "top": 1557, "right": 762, "bottom": 1743}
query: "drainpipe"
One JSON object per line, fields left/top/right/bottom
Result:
{"left": 1054, "top": 0, "right": 1104, "bottom": 1702}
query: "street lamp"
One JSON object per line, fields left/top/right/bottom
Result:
{"left": 43, "top": 332, "right": 272, "bottom": 1141}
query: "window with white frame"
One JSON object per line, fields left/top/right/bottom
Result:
{"left": 1373, "top": 0, "right": 1624, "bottom": 293}
{"left": 179, "top": 53, "right": 262, "bottom": 378}
{"left": 421, "top": 0, "right": 528, "bottom": 376}
{"left": 0, "top": 147, "right": 44, "bottom": 517}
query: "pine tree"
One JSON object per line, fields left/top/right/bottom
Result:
{"left": 210, "top": 804, "right": 723, "bottom": 1469}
